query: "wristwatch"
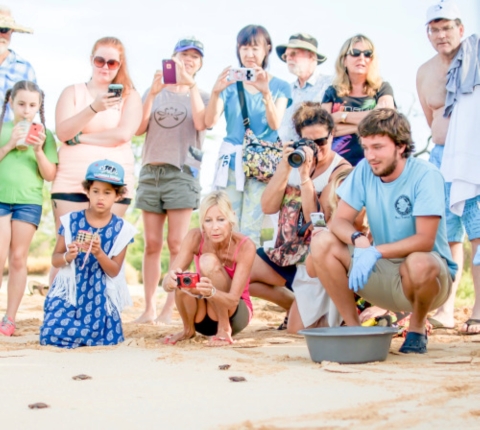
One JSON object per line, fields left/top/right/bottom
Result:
{"left": 351, "top": 231, "right": 366, "bottom": 245}
{"left": 340, "top": 112, "right": 348, "bottom": 123}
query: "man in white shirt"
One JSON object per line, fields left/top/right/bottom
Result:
{"left": 276, "top": 33, "right": 332, "bottom": 142}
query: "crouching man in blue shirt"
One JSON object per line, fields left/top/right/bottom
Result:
{"left": 309, "top": 108, "right": 457, "bottom": 354}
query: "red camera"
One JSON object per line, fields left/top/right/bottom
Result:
{"left": 176, "top": 272, "right": 200, "bottom": 288}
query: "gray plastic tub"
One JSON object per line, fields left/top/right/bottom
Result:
{"left": 298, "top": 326, "right": 398, "bottom": 364}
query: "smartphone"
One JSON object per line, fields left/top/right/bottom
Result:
{"left": 162, "top": 59, "right": 177, "bottom": 84}
{"left": 26, "top": 122, "right": 44, "bottom": 144}
{"left": 108, "top": 84, "right": 123, "bottom": 98}
{"left": 310, "top": 212, "right": 326, "bottom": 228}
{"left": 228, "top": 68, "right": 256, "bottom": 82}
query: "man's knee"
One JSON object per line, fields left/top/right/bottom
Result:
{"left": 402, "top": 253, "right": 440, "bottom": 285}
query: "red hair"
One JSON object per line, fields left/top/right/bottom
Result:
{"left": 91, "top": 37, "right": 134, "bottom": 96}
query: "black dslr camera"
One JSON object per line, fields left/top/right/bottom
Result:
{"left": 287, "top": 138, "right": 317, "bottom": 168}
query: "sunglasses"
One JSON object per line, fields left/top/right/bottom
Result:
{"left": 93, "top": 56, "right": 121, "bottom": 70}
{"left": 176, "top": 39, "right": 204, "bottom": 50}
{"left": 0, "top": 27, "right": 11, "bottom": 34}
{"left": 312, "top": 133, "right": 331, "bottom": 147}
{"left": 348, "top": 49, "right": 373, "bottom": 58}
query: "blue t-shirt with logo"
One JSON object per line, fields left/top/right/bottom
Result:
{"left": 337, "top": 157, "right": 457, "bottom": 279}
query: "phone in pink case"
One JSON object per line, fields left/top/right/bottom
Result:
{"left": 162, "top": 59, "right": 177, "bottom": 84}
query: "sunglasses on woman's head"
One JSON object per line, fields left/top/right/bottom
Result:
{"left": 177, "top": 39, "right": 204, "bottom": 50}
{"left": 0, "top": 27, "right": 11, "bottom": 34}
{"left": 348, "top": 49, "right": 373, "bottom": 58}
{"left": 93, "top": 56, "right": 121, "bottom": 70}
{"left": 313, "top": 133, "right": 331, "bottom": 147}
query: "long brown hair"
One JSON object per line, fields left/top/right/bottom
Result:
{"left": 91, "top": 37, "right": 134, "bottom": 96}
{"left": 0, "top": 80, "right": 45, "bottom": 143}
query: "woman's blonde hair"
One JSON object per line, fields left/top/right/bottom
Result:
{"left": 332, "top": 34, "right": 382, "bottom": 98}
{"left": 199, "top": 191, "right": 238, "bottom": 229}
{"left": 328, "top": 168, "right": 353, "bottom": 219}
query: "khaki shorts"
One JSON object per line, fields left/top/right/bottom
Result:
{"left": 348, "top": 249, "right": 452, "bottom": 313}
{"left": 135, "top": 164, "right": 201, "bottom": 214}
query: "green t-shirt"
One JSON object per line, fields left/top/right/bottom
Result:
{"left": 0, "top": 121, "right": 58, "bottom": 205}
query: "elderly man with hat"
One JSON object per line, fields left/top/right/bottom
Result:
{"left": 0, "top": 5, "right": 36, "bottom": 122}
{"left": 276, "top": 33, "right": 331, "bottom": 142}
{"left": 417, "top": 0, "right": 480, "bottom": 334}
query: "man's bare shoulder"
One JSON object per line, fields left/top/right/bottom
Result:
{"left": 417, "top": 55, "right": 440, "bottom": 80}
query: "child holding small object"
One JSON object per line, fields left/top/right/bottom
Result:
{"left": 40, "top": 160, "right": 136, "bottom": 348}
{"left": 0, "top": 80, "right": 57, "bottom": 337}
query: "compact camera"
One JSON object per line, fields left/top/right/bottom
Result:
{"left": 288, "top": 138, "right": 317, "bottom": 168}
{"left": 228, "top": 68, "right": 256, "bottom": 82}
{"left": 176, "top": 272, "right": 200, "bottom": 288}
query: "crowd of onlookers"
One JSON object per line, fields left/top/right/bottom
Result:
{"left": 0, "top": 1, "right": 479, "bottom": 354}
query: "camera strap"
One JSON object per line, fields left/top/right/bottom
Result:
{"left": 236, "top": 81, "right": 250, "bottom": 129}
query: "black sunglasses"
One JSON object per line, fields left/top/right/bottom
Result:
{"left": 313, "top": 133, "right": 331, "bottom": 147}
{"left": 348, "top": 49, "right": 373, "bottom": 58}
{"left": 0, "top": 27, "right": 11, "bottom": 34}
{"left": 93, "top": 56, "right": 121, "bottom": 70}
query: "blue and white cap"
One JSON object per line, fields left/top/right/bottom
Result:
{"left": 426, "top": 0, "right": 462, "bottom": 25}
{"left": 85, "top": 159, "right": 126, "bottom": 186}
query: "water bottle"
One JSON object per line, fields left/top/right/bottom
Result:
{"left": 16, "top": 120, "right": 31, "bottom": 151}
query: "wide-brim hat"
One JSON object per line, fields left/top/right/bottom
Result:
{"left": 0, "top": 13, "right": 33, "bottom": 34}
{"left": 425, "top": 0, "right": 462, "bottom": 25}
{"left": 276, "top": 33, "right": 326, "bottom": 65}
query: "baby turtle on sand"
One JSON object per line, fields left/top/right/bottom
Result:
{"left": 28, "top": 403, "right": 49, "bottom": 409}
{"left": 218, "top": 364, "right": 231, "bottom": 370}
{"left": 72, "top": 374, "right": 92, "bottom": 381}
{"left": 229, "top": 376, "right": 246, "bottom": 382}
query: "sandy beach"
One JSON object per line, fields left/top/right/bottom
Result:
{"left": 2, "top": 276, "right": 480, "bottom": 430}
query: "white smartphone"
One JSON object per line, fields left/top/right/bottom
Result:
{"left": 228, "top": 68, "right": 256, "bottom": 82}
{"left": 310, "top": 212, "right": 326, "bottom": 228}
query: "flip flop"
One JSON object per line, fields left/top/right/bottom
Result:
{"left": 459, "top": 319, "right": 480, "bottom": 335}
{"left": 427, "top": 317, "right": 455, "bottom": 330}
{"left": 207, "top": 336, "right": 233, "bottom": 347}
{"left": 399, "top": 331, "right": 428, "bottom": 354}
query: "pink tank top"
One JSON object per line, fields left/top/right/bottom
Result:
{"left": 194, "top": 235, "right": 253, "bottom": 318}
{"left": 51, "top": 83, "right": 135, "bottom": 196}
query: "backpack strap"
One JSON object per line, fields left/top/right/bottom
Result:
{"left": 236, "top": 81, "right": 250, "bottom": 129}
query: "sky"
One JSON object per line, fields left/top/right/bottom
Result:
{"left": 9, "top": 0, "right": 480, "bottom": 189}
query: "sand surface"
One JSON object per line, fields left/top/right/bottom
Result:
{"left": 1, "top": 276, "right": 480, "bottom": 430}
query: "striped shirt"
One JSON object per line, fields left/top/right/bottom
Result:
{"left": 0, "top": 50, "right": 37, "bottom": 122}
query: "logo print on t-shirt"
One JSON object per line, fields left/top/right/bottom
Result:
{"left": 154, "top": 102, "right": 187, "bottom": 129}
{"left": 395, "top": 195, "right": 412, "bottom": 216}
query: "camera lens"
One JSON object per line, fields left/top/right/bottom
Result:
{"left": 288, "top": 149, "right": 305, "bottom": 168}
{"left": 183, "top": 276, "right": 192, "bottom": 286}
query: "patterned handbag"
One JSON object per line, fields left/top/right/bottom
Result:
{"left": 237, "top": 82, "right": 283, "bottom": 183}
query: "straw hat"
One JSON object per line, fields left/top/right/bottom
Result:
{"left": 276, "top": 33, "right": 326, "bottom": 64}
{"left": 0, "top": 9, "right": 33, "bottom": 34}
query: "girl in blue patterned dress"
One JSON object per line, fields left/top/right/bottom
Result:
{"left": 40, "top": 160, "right": 136, "bottom": 348}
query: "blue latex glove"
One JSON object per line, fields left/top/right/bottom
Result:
{"left": 349, "top": 246, "right": 382, "bottom": 293}
{"left": 474, "top": 247, "right": 480, "bottom": 266}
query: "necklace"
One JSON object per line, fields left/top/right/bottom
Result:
{"left": 223, "top": 231, "right": 233, "bottom": 266}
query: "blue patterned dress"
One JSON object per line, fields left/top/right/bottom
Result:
{"left": 40, "top": 211, "right": 129, "bottom": 348}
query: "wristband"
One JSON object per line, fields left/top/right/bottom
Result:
{"left": 89, "top": 104, "right": 98, "bottom": 114}
{"left": 74, "top": 132, "right": 82, "bottom": 144}
{"left": 189, "top": 82, "right": 197, "bottom": 90}
{"left": 300, "top": 178, "right": 310, "bottom": 186}
{"left": 63, "top": 252, "right": 70, "bottom": 266}
{"left": 351, "top": 231, "right": 366, "bottom": 245}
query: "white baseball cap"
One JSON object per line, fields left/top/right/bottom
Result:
{"left": 426, "top": 0, "right": 462, "bottom": 25}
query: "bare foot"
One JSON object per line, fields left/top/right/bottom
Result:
{"left": 155, "top": 312, "right": 172, "bottom": 325}
{"left": 207, "top": 329, "right": 233, "bottom": 347}
{"left": 459, "top": 318, "right": 480, "bottom": 335}
{"left": 163, "top": 329, "right": 195, "bottom": 345}
{"left": 429, "top": 310, "right": 455, "bottom": 329}
{"left": 133, "top": 310, "right": 157, "bottom": 324}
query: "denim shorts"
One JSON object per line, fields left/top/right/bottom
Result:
{"left": 429, "top": 144, "right": 480, "bottom": 242}
{"left": 0, "top": 202, "right": 43, "bottom": 227}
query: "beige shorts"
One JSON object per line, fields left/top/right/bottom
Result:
{"left": 348, "top": 249, "right": 452, "bottom": 313}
